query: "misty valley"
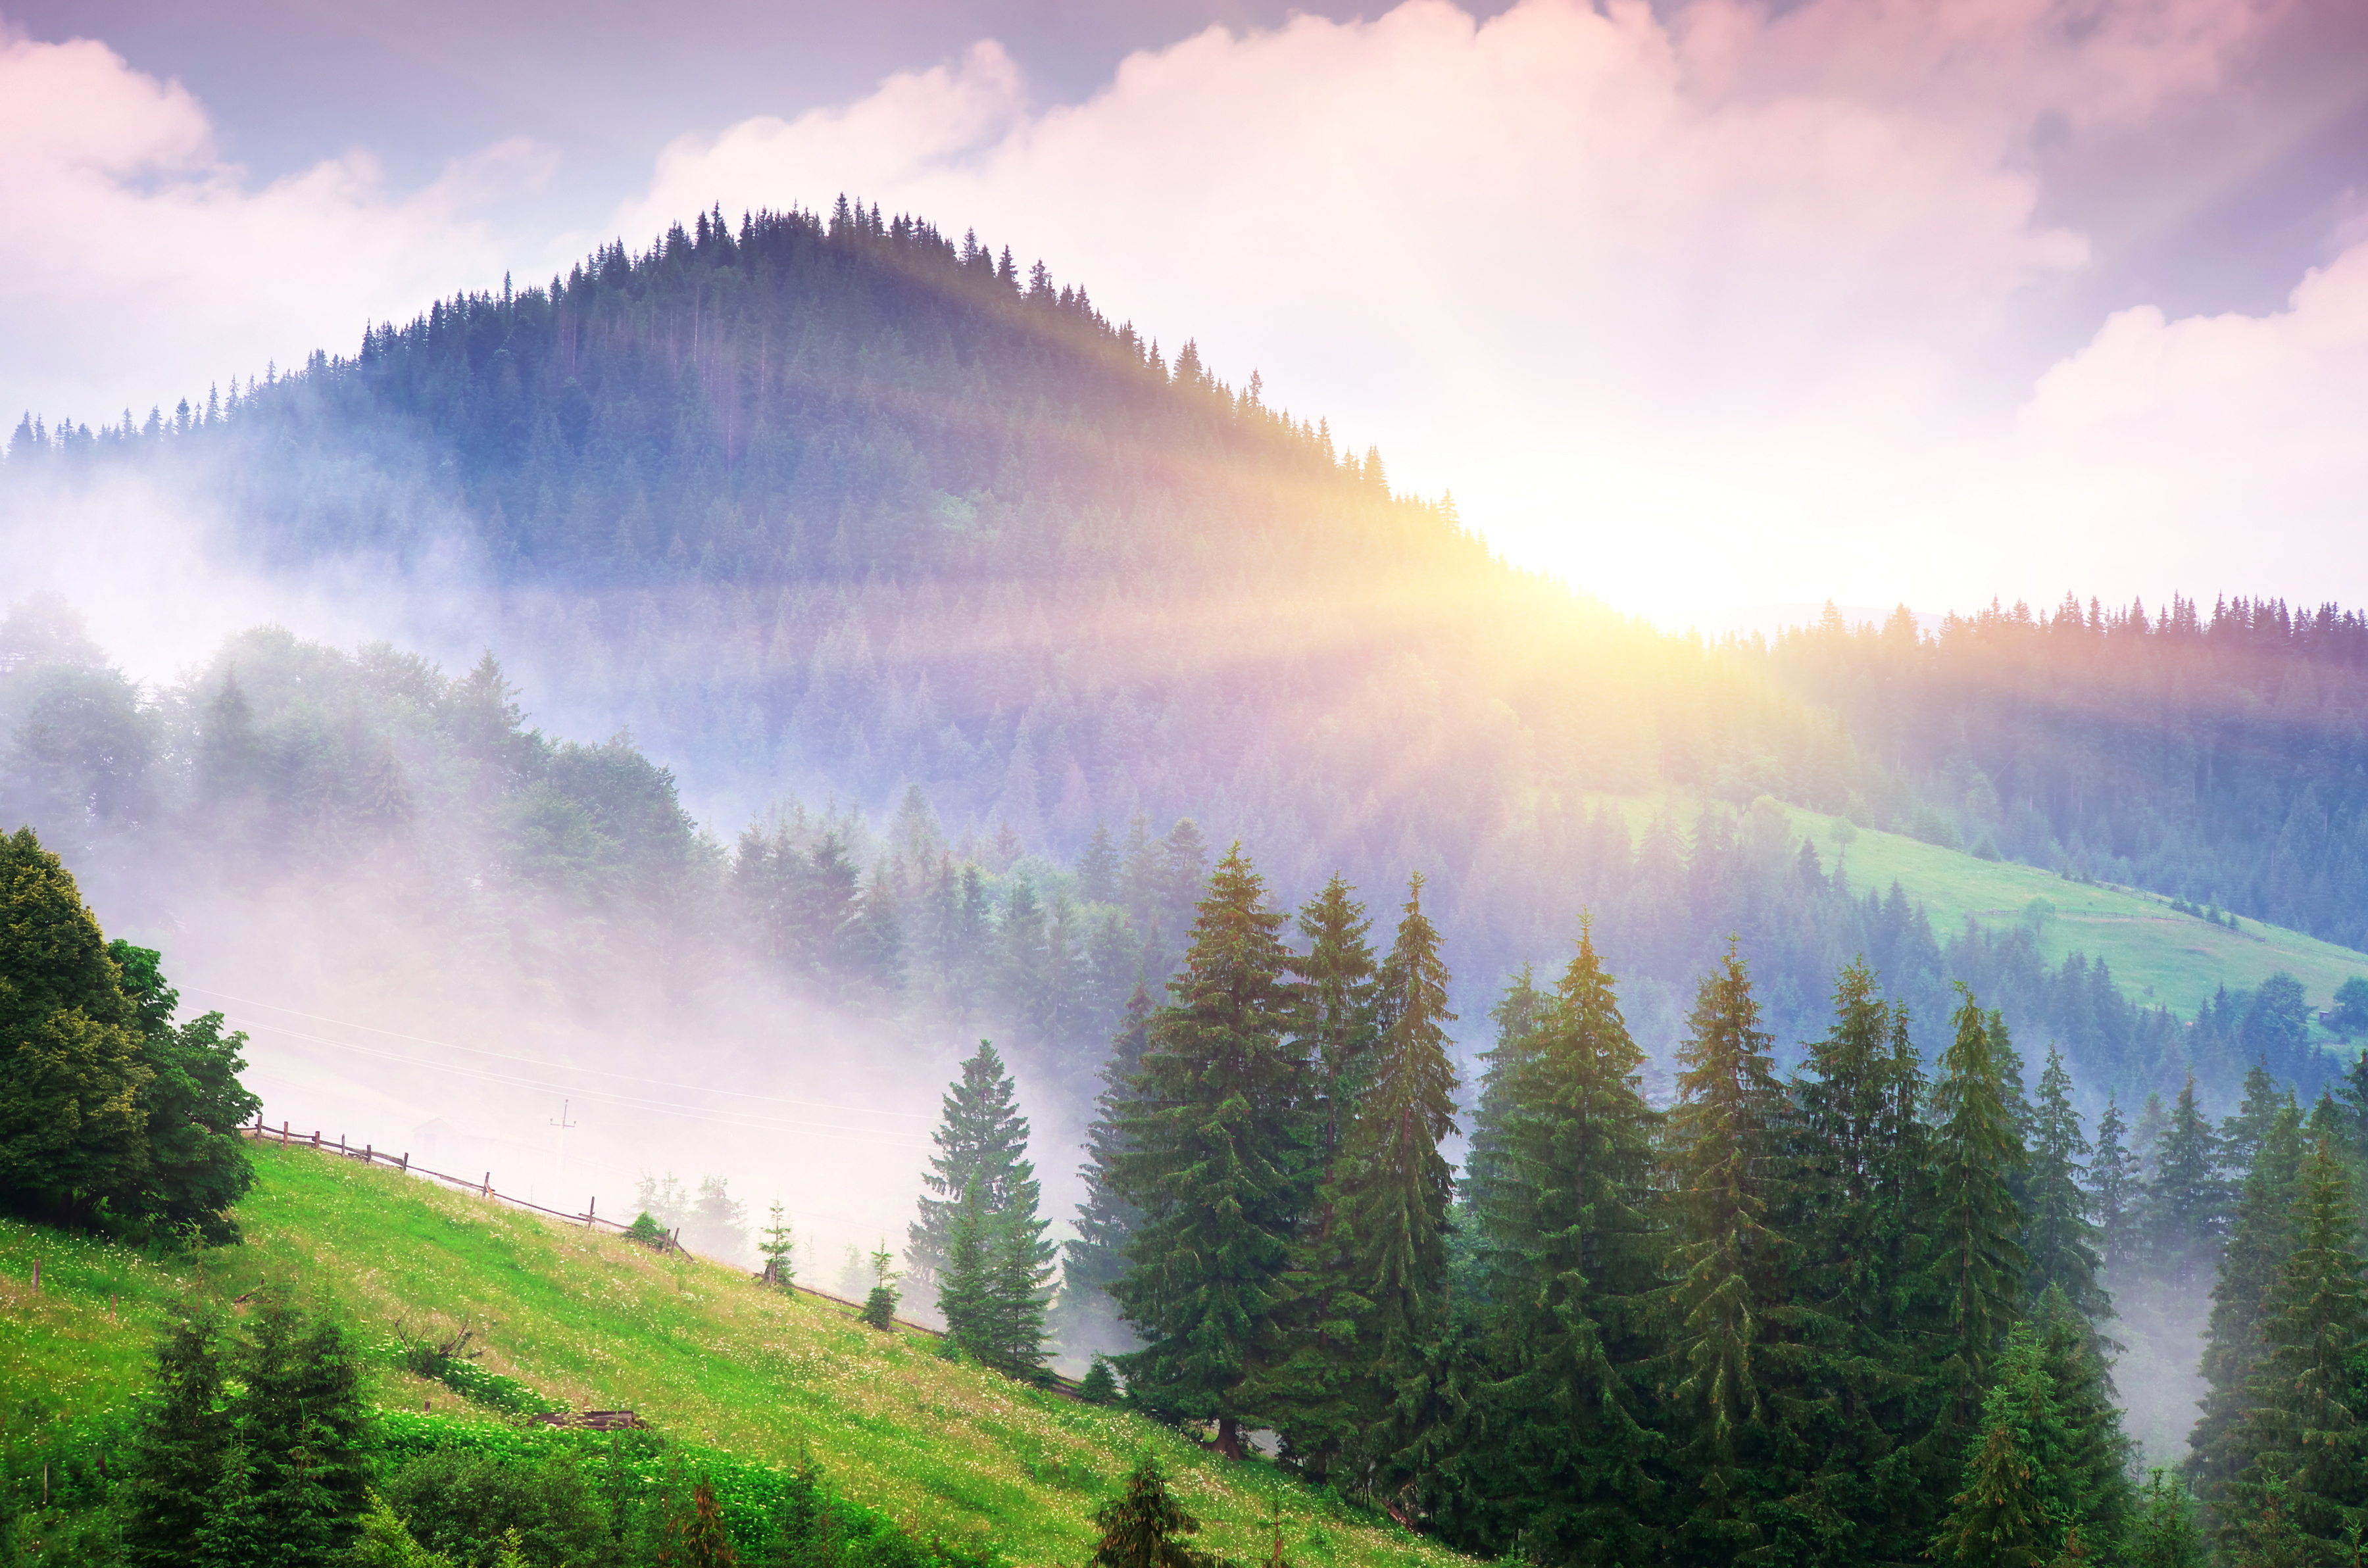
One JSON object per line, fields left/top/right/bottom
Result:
{"left": 6, "top": 199, "right": 2368, "bottom": 1568}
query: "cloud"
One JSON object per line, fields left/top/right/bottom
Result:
{"left": 0, "top": 24, "right": 549, "bottom": 428}
{"left": 616, "top": 0, "right": 2340, "bottom": 620}
{"left": 9, "top": 0, "right": 2359, "bottom": 622}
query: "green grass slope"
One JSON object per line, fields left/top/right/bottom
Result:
{"left": 1594, "top": 793, "right": 2368, "bottom": 1029}
{"left": 1777, "top": 803, "right": 2367, "bottom": 1025}
{"left": 3, "top": 1140, "right": 1466, "bottom": 1568}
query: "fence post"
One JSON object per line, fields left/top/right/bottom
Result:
{"left": 312, "top": 1131, "right": 320, "bottom": 1148}
{"left": 339, "top": 1135, "right": 347, "bottom": 1156}
{"left": 401, "top": 1152, "right": 410, "bottom": 1173}
{"left": 363, "top": 1144, "right": 372, "bottom": 1165}
{"left": 483, "top": 1171, "right": 492, "bottom": 1199}
{"left": 282, "top": 1121, "right": 289, "bottom": 1144}
{"left": 587, "top": 1196, "right": 596, "bottom": 1228}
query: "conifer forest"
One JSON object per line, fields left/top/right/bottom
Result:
{"left": 5, "top": 183, "right": 2368, "bottom": 1568}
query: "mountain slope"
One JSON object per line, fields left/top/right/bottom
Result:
{"left": 3, "top": 1137, "right": 1462, "bottom": 1568}
{"left": 4, "top": 199, "right": 2363, "bottom": 1119}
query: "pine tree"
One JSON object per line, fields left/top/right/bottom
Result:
{"left": 2025, "top": 1046, "right": 2108, "bottom": 1320}
{"left": 985, "top": 1196, "right": 1057, "bottom": 1379}
{"left": 2224, "top": 1138, "right": 2368, "bottom": 1559}
{"left": 2091, "top": 1097, "right": 2142, "bottom": 1276}
{"left": 2221, "top": 1061, "right": 2290, "bottom": 1183}
{"left": 1475, "top": 919, "right": 1664, "bottom": 1563}
{"left": 1667, "top": 943, "right": 1794, "bottom": 1562}
{"left": 2145, "top": 1075, "right": 2227, "bottom": 1291}
{"left": 1291, "top": 874, "right": 1379, "bottom": 1169}
{"left": 860, "top": 1239, "right": 901, "bottom": 1330}
{"left": 1925, "top": 989, "right": 2031, "bottom": 1421}
{"left": 0, "top": 826, "right": 152, "bottom": 1217}
{"left": 1929, "top": 1324, "right": 2066, "bottom": 1568}
{"left": 1056, "top": 979, "right": 1152, "bottom": 1356}
{"left": 1298, "top": 874, "right": 1457, "bottom": 1487}
{"left": 1112, "top": 843, "right": 1312, "bottom": 1459}
{"left": 1462, "top": 963, "right": 1544, "bottom": 1221}
{"left": 1782, "top": 958, "right": 1933, "bottom": 1559}
{"left": 2127, "top": 1471, "right": 2208, "bottom": 1568}
{"left": 122, "top": 1308, "right": 234, "bottom": 1567}
{"left": 939, "top": 1184, "right": 995, "bottom": 1356}
{"left": 235, "top": 1288, "right": 372, "bottom": 1563}
{"left": 908, "top": 1040, "right": 1033, "bottom": 1296}
{"left": 758, "top": 1202, "right": 795, "bottom": 1288}
{"left": 1077, "top": 821, "right": 1122, "bottom": 905}
{"left": 1089, "top": 1457, "right": 1212, "bottom": 1568}
{"left": 2031, "top": 1284, "right": 2136, "bottom": 1555}
{"left": 2189, "top": 1098, "right": 2304, "bottom": 1503}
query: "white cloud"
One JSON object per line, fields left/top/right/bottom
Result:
{"left": 9, "top": 0, "right": 2360, "bottom": 624}
{"left": 0, "top": 25, "right": 548, "bottom": 428}
{"left": 618, "top": 0, "right": 2340, "bottom": 620}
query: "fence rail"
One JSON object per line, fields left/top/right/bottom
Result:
{"left": 238, "top": 1114, "right": 1085, "bottom": 1396}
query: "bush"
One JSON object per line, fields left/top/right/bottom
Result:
{"left": 378, "top": 1449, "right": 616, "bottom": 1568}
{"left": 861, "top": 1283, "right": 900, "bottom": 1330}
{"left": 624, "top": 1212, "right": 669, "bottom": 1250}
{"left": 1079, "top": 1358, "right": 1119, "bottom": 1406}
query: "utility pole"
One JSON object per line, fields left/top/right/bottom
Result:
{"left": 550, "top": 1099, "right": 578, "bottom": 1187}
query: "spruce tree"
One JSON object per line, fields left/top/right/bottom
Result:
{"left": 2127, "top": 1471, "right": 2208, "bottom": 1568}
{"left": 1056, "top": 979, "right": 1152, "bottom": 1354}
{"left": 1463, "top": 962, "right": 1544, "bottom": 1221}
{"left": 1475, "top": 920, "right": 1664, "bottom": 1564}
{"left": 1925, "top": 990, "right": 2031, "bottom": 1421}
{"left": 2091, "top": 1097, "right": 2141, "bottom": 1276}
{"left": 1247, "top": 877, "right": 1385, "bottom": 1478}
{"left": 2025, "top": 1046, "right": 2108, "bottom": 1320}
{"left": 1089, "top": 1457, "right": 1211, "bottom": 1568}
{"left": 1323, "top": 874, "right": 1458, "bottom": 1486}
{"left": 235, "top": 1288, "right": 372, "bottom": 1563}
{"left": 1291, "top": 874, "right": 1379, "bottom": 1169}
{"left": 939, "top": 1184, "right": 995, "bottom": 1356}
{"left": 757, "top": 1201, "right": 795, "bottom": 1288}
{"left": 985, "top": 1198, "right": 1057, "bottom": 1379}
{"left": 1666, "top": 944, "right": 1794, "bottom": 1563}
{"left": 1112, "top": 843, "right": 1312, "bottom": 1459}
{"left": 2224, "top": 1137, "right": 2368, "bottom": 1559}
{"left": 2144, "top": 1075, "right": 2227, "bottom": 1291}
{"left": 0, "top": 826, "right": 151, "bottom": 1218}
{"left": 122, "top": 1308, "right": 234, "bottom": 1567}
{"left": 908, "top": 1040, "right": 1033, "bottom": 1296}
{"left": 860, "top": 1239, "right": 901, "bottom": 1330}
{"left": 2189, "top": 1098, "right": 2304, "bottom": 1503}
{"left": 1783, "top": 959, "right": 1933, "bottom": 1560}
{"left": 1929, "top": 1324, "right": 2069, "bottom": 1568}
{"left": 2031, "top": 1284, "right": 2136, "bottom": 1555}
{"left": 2221, "top": 1061, "right": 2290, "bottom": 1183}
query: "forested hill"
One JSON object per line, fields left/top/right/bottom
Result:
{"left": 3, "top": 199, "right": 2362, "bottom": 1114}
{"left": 1760, "top": 598, "right": 2368, "bottom": 948}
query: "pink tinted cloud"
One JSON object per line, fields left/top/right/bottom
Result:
{"left": 0, "top": 24, "right": 545, "bottom": 426}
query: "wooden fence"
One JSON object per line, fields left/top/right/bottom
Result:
{"left": 237, "top": 1114, "right": 1087, "bottom": 1396}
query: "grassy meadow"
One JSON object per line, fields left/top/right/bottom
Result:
{"left": 1594, "top": 791, "right": 2368, "bottom": 1027}
{"left": 1, "top": 1138, "right": 1466, "bottom": 1568}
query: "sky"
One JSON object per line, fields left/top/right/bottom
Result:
{"left": 5, "top": 0, "right": 2367, "bottom": 626}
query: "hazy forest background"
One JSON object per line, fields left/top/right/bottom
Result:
{"left": 5, "top": 199, "right": 2367, "bottom": 1357}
